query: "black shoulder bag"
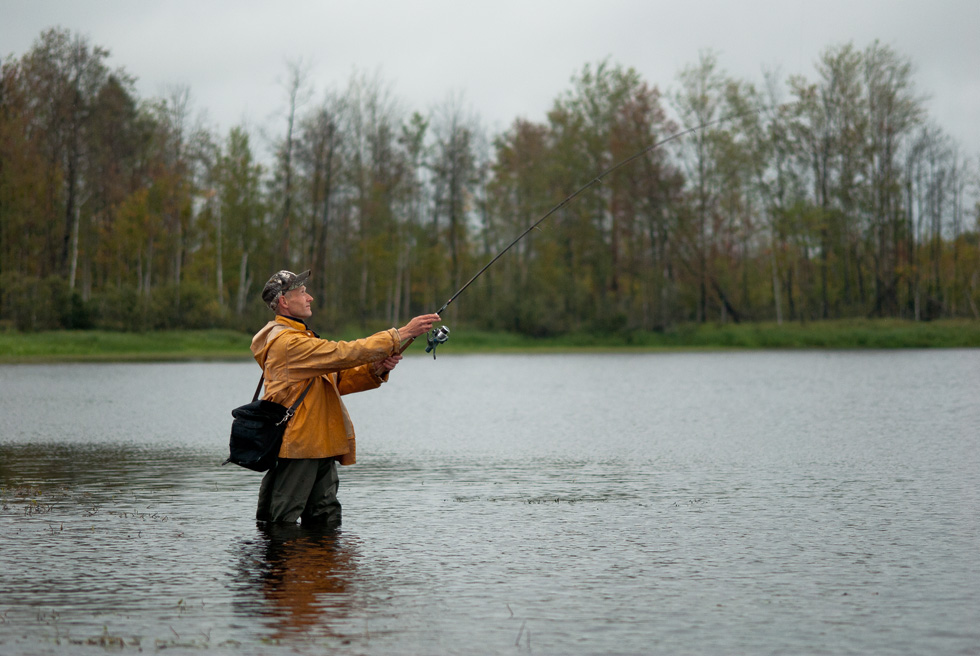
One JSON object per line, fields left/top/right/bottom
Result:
{"left": 223, "top": 375, "right": 315, "bottom": 472}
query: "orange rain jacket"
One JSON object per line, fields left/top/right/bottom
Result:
{"left": 250, "top": 315, "right": 402, "bottom": 464}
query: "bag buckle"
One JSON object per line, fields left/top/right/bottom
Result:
{"left": 276, "top": 409, "right": 294, "bottom": 426}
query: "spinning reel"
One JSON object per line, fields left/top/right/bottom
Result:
{"left": 425, "top": 325, "right": 450, "bottom": 358}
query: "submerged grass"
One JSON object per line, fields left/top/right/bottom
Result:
{"left": 0, "top": 319, "right": 977, "bottom": 362}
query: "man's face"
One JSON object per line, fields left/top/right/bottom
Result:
{"left": 279, "top": 285, "right": 313, "bottom": 319}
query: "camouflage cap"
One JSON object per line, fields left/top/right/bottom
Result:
{"left": 261, "top": 269, "right": 311, "bottom": 311}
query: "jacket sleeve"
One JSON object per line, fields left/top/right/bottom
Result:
{"left": 336, "top": 363, "right": 387, "bottom": 395}
{"left": 276, "top": 328, "right": 400, "bottom": 382}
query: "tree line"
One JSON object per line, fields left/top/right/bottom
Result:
{"left": 1, "top": 28, "right": 977, "bottom": 334}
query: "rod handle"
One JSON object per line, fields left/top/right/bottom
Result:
{"left": 397, "top": 336, "right": 416, "bottom": 355}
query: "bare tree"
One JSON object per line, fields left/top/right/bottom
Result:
{"left": 296, "top": 90, "right": 347, "bottom": 313}
{"left": 430, "top": 91, "right": 481, "bottom": 299}
{"left": 272, "top": 59, "right": 313, "bottom": 265}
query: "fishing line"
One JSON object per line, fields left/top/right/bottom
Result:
{"left": 403, "top": 105, "right": 767, "bottom": 357}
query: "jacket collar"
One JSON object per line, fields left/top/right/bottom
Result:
{"left": 275, "top": 314, "right": 319, "bottom": 337}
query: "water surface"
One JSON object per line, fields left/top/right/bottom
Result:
{"left": 1, "top": 351, "right": 977, "bottom": 654}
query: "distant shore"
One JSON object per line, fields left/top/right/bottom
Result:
{"left": 1, "top": 319, "right": 978, "bottom": 363}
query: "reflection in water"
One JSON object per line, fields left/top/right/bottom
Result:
{"left": 235, "top": 523, "right": 362, "bottom": 642}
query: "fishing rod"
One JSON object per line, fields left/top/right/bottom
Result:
{"left": 401, "top": 106, "right": 764, "bottom": 358}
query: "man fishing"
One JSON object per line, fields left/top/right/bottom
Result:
{"left": 248, "top": 113, "right": 758, "bottom": 528}
{"left": 252, "top": 268, "right": 439, "bottom": 527}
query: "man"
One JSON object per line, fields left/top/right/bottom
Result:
{"left": 251, "top": 269, "right": 439, "bottom": 527}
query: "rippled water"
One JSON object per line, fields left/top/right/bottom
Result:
{"left": 1, "top": 350, "right": 978, "bottom": 655}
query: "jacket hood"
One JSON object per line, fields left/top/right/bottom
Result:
{"left": 250, "top": 316, "right": 304, "bottom": 367}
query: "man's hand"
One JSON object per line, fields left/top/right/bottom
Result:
{"left": 397, "top": 313, "right": 441, "bottom": 340}
{"left": 373, "top": 354, "right": 403, "bottom": 377}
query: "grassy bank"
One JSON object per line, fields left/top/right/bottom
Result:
{"left": 0, "top": 319, "right": 978, "bottom": 362}
{"left": 0, "top": 329, "right": 253, "bottom": 362}
{"left": 447, "top": 318, "right": 980, "bottom": 351}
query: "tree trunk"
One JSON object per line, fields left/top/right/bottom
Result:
{"left": 236, "top": 251, "right": 249, "bottom": 316}
{"left": 68, "top": 203, "right": 80, "bottom": 290}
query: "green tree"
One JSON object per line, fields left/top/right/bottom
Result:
{"left": 216, "top": 126, "right": 268, "bottom": 320}
{"left": 296, "top": 92, "right": 346, "bottom": 309}
{"left": 342, "top": 70, "right": 409, "bottom": 328}
{"left": 0, "top": 55, "right": 62, "bottom": 327}
{"left": 397, "top": 111, "right": 430, "bottom": 320}
{"left": 673, "top": 51, "right": 755, "bottom": 323}
{"left": 862, "top": 41, "right": 925, "bottom": 316}
{"left": 429, "top": 92, "right": 483, "bottom": 318}
{"left": 485, "top": 118, "right": 553, "bottom": 331}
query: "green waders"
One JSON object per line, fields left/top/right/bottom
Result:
{"left": 256, "top": 457, "right": 341, "bottom": 526}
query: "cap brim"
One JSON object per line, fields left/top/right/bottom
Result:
{"left": 291, "top": 269, "right": 311, "bottom": 288}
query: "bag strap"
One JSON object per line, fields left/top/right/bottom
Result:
{"left": 276, "top": 378, "right": 315, "bottom": 426}
{"left": 288, "top": 379, "right": 315, "bottom": 412}
{"left": 252, "top": 372, "right": 316, "bottom": 426}
{"left": 252, "top": 373, "right": 315, "bottom": 404}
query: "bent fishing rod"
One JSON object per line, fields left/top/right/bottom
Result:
{"left": 400, "top": 106, "right": 764, "bottom": 358}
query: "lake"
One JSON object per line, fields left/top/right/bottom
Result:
{"left": 0, "top": 350, "right": 977, "bottom": 655}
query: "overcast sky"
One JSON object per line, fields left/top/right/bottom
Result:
{"left": 2, "top": 0, "right": 979, "bottom": 158}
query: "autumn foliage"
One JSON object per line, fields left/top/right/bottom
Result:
{"left": 1, "top": 29, "right": 977, "bottom": 333}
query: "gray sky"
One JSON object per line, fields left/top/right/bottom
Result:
{"left": 2, "top": 0, "right": 979, "bottom": 157}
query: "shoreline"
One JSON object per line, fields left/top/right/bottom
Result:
{"left": 1, "top": 319, "right": 979, "bottom": 363}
